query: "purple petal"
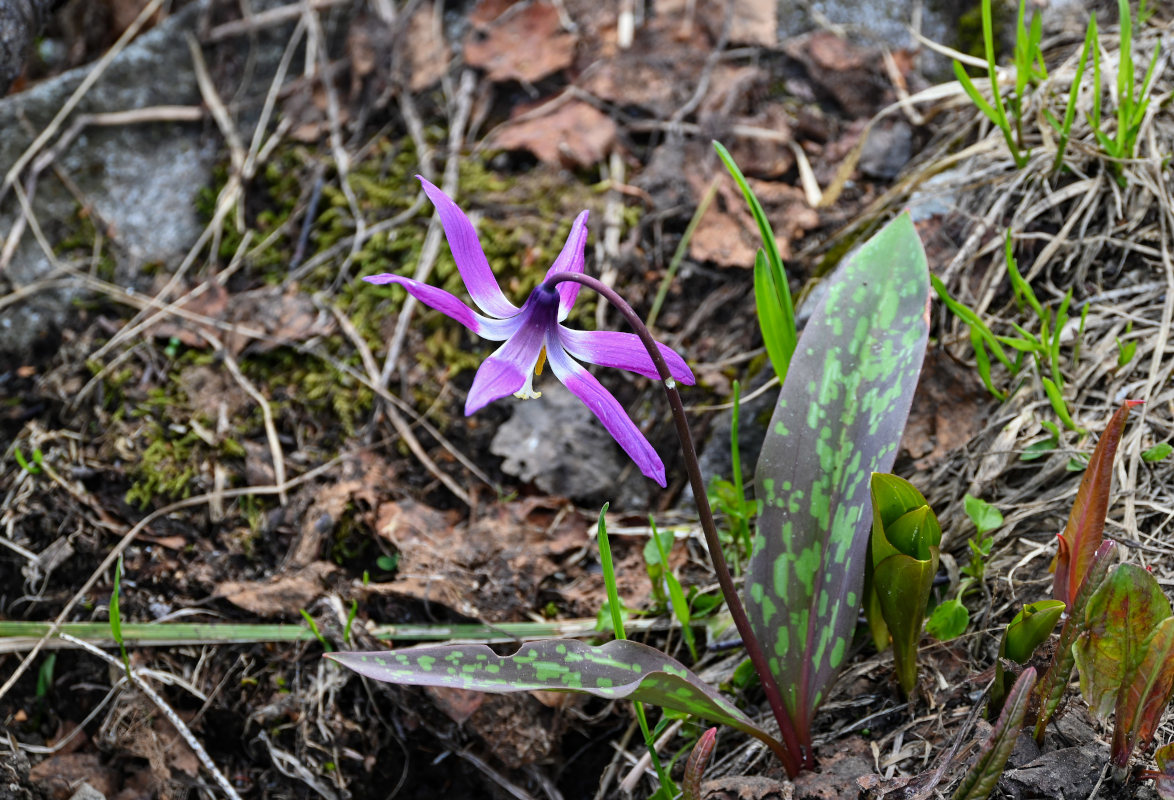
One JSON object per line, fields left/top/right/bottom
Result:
{"left": 364, "top": 274, "right": 521, "bottom": 341}
{"left": 543, "top": 210, "right": 589, "bottom": 319}
{"left": 417, "top": 176, "right": 518, "bottom": 319}
{"left": 558, "top": 329, "right": 695, "bottom": 384}
{"left": 545, "top": 344, "right": 667, "bottom": 486}
{"left": 466, "top": 320, "right": 547, "bottom": 414}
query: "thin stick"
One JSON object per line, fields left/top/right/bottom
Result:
{"left": 544, "top": 272, "right": 804, "bottom": 777}
{"left": 57, "top": 633, "right": 244, "bottom": 800}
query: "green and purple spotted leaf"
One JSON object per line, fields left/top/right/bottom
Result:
{"left": 748, "top": 212, "right": 929, "bottom": 740}
{"left": 327, "top": 639, "right": 782, "bottom": 752}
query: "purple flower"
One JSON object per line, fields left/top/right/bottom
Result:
{"left": 364, "top": 177, "right": 695, "bottom": 486}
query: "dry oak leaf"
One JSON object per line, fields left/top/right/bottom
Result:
{"left": 464, "top": 1, "right": 577, "bottom": 83}
{"left": 491, "top": 98, "right": 617, "bottom": 167}
{"left": 690, "top": 172, "right": 817, "bottom": 267}
{"left": 404, "top": 2, "right": 449, "bottom": 91}
{"left": 220, "top": 561, "right": 338, "bottom": 617}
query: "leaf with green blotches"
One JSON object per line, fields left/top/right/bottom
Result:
{"left": 327, "top": 639, "right": 781, "bottom": 751}
{"left": 1074, "top": 563, "right": 1172, "bottom": 719}
{"left": 1143, "top": 443, "right": 1173, "bottom": 463}
{"left": 748, "top": 213, "right": 929, "bottom": 738}
{"left": 1053, "top": 401, "right": 1142, "bottom": 606}
{"left": 951, "top": 668, "right": 1036, "bottom": 800}
{"left": 866, "top": 474, "right": 941, "bottom": 695}
{"left": 928, "top": 598, "right": 970, "bottom": 641}
{"left": 990, "top": 600, "right": 1064, "bottom": 717}
{"left": 1112, "top": 615, "right": 1174, "bottom": 768}
{"left": 963, "top": 495, "right": 1003, "bottom": 535}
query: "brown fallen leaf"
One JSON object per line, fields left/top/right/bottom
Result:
{"left": 901, "top": 348, "right": 990, "bottom": 471}
{"left": 150, "top": 281, "right": 334, "bottom": 357}
{"left": 29, "top": 753, "right": 119, "bottom": 800}
{"left": 404, "top": 2, "right": 449, "bottom": 91}
{"left": 689, "top": 162, "right": 818, "bottom": 268}
{"left": 372, "top": 497, "right": 606, "bottom": 621}
{"left": 220, "top": 561, "right": 339, "bottom": 617}
{"left": 491, "top": 98, "right": 617, "bottom": 168}
{"left": 783, "top": 31, "right": 888, "bottom": 118}
{"left": 464, "top": 1, "right": 577, "bottom": 83}
{"left": 578, "top": 15, "right": 709, "bottom": 117}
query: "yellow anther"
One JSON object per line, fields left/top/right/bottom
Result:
{"left": 535, "top": 347, "right": 547, "bottom": 376}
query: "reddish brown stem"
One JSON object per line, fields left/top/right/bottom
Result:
{"left": 545, "top": 272, "right": 806, "bottom": 776}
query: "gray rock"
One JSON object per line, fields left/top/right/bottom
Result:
{"left": 67, "top": 783, "right": 106, "bottom": 800}
{"left": 859, "top": 119, "right": 913, "bottom": 180}
{"left": 0, "top": 1, "right": 215, "bottom": 355}
{"left": 1000, "top": 742, "right": 1107, "bottom": 799}
{"left": 490, "top": 381, "right": 641, "bottom": 502}
{"left": 0, "top": 0, "right": 318, "bottom": 357}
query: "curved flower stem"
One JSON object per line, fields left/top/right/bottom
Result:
{"left": 546, "top": 273, "right": 805, "bottom": 777}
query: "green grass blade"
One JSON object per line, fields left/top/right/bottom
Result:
{"left": 713, "top": 141, "right": 796, "bottom": 381}
{"left": 1054, "top": 18, "right": 1096, "bottom": 170}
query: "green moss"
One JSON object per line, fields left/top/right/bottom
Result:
{"left": 124, "top": 423, "right": 203, "bottom": 509}
{"left": 56, "top": 209, "right": 116, "bottom": 282}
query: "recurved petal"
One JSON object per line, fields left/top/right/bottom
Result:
{"left": 558, "top": 328, "right": 695, "bottom": 384}
{"left": 417, "top": 176, "right": 518, "bottom": 319}
{"left": 364, "top": 274, "right": 521, "bottom": 341}
{"left": 543, "top": 210, "right": 589, "bottom": 319}
{"left": 466, "top": 319, "right": 547, "bottom": 414}
{"left": 545, "top": 344, "right": 667, "bottom": 486}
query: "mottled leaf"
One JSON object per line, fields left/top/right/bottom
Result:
{"left": 1073, "top": 563, "right": 1171, "bottom": 718}
{"left": 749, "top": 213, "right": 929, "bottom": 737}
{"left": 1053, "top": 401, "right": 1142, "bottom": 605}
{"left": 327, "top": 639, "right": 780, "bottom": 750}
{"left": 1033, "top": 540, "right": 1117, "bottom": 742}
{"left": 1112, "top": 615, "right": 1174, "bottom": 767}
{"left": 990, "top": 600, "right": 1064, "bottom": 717}
{"left": 952, "top": 668, "right": 1037, "bottom": 800}
{"left": 866, "top": 474, "right": 941, "bottom": 695}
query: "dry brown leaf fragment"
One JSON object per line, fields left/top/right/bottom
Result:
{"left": 491, "top": 98, "right": 617, "bottom": 168}
{"left": 404, "top": 2, "right": 449, "bottom": 91}
{"left": 464, "top": 1, "right": 577, "bottom": 83}
{"left": 220, "top": 561, "right": 339, "bottom": 617}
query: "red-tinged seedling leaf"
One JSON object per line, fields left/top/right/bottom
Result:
{"left": 866, "top": 474, "right": 941, "bottom": 696}
{"left": 1073, "top": 563, "right": 1171, "bottom": 719}
{"left": 1142, "top": 742, "right": 1174, "bottom": 799}
{"left": 1052, "top": 401, "right": 1142, "bottom": 605}
{"left": 749, "top": 213, "right": 929, "bottom": 742}
{"left": 683, "top": 728, "right": 718, "bottom": 800}
{"left": 951, "top": 668, "right": 1037, "bottom": 800}
{"left": 327, "top": 639, "right": 782, "bottom": 752}
{"left": 1033, "top": 540, "right": 1117, "bottom": 742}
{"left": 1112, "top": 616, "right": 1174, "bottom": 767}
{"left": 990, "top": 600, "right": 1065, "bottom": 718}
